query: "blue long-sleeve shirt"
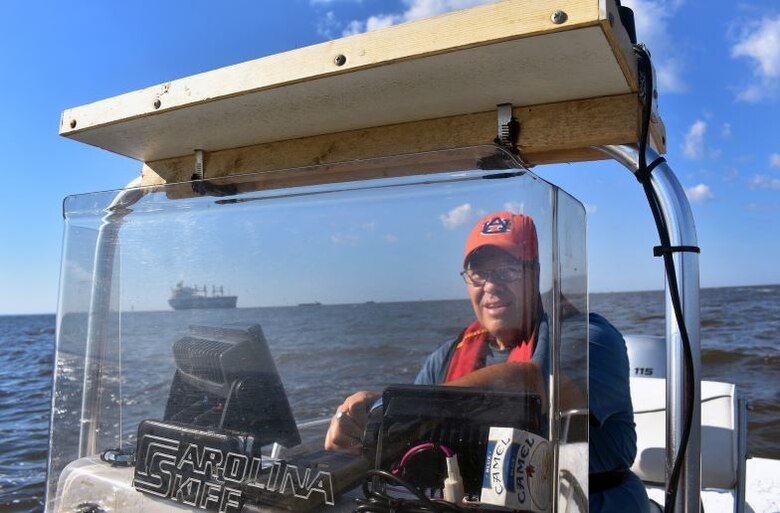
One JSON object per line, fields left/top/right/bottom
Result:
{"left": 414, "top": 313, "right": 649, "bottom": 513}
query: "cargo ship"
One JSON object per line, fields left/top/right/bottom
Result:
{"left": 168, "top": 282, "right": 237, "bottom": 310}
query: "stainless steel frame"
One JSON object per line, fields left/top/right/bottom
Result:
{"left": 78, "top": 177, "right": 147, "bottom": 457}
{"left": 736, "top": 392, "right": 748, "bottom": 513}
{"left": 598, "top": 144, "right": 702, "bottom": 513}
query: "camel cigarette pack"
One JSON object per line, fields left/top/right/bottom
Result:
{"left": 480, "top": 427, "right": 551, "bottom": 512}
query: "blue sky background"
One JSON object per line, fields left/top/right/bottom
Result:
{"left": 1, "top": 0, "right": 779, "bottom": 314}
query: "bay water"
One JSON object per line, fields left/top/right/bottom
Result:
{"left": 1, "top": 284, "right": 778, "bottom": 511}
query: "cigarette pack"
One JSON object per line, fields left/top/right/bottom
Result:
{"left": 481, "top": 427, "right": 550, "bottom": 512}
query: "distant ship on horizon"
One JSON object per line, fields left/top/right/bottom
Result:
{"left": 169, "top": 282, "right": 237, "bottom": 310}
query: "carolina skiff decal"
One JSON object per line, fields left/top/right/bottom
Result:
{"left": 134, "top": 433, "right": 335, "bottom": 512}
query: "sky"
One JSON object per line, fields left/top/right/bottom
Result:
{"left": 1, "top": 0, "right": 779, "bottom": 314}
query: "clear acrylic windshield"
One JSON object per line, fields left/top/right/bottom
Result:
{"left": 49, "top": 146, "right": 587, "bottom": 513}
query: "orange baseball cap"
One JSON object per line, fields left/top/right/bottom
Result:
{"left": 463, "top": 211, "right": 538, "bottom": 266}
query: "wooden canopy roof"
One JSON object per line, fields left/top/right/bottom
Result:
{"left": 59, "top": 0, "right": 664, "bottom": 186}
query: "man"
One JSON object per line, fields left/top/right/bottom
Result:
{"left": 325, "top": 211, "right": 649, "bottom": 512}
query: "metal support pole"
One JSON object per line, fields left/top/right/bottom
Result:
{"left": 735, "top": 393, "right": 747, "bottom": 513}
{"left": 597, "top": 144, "right": 701, "bottom": 513}
{"left": 78, "top": 177, "right": 147, "bottom": 457}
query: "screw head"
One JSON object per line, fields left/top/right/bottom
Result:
{"left": 551, "top": 10, "right": 568, "bottom": 24}
{"left": 153, "top": 99, "right": 162, "bottom": 109}
{"left": 70, "top": 119, "right": 77, "bottom": 129}
{"left": 334, "top": 54, "right": 347, "bottom": 66}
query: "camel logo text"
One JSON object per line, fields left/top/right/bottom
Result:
{"left": 480, "top": 427, "right": 550, "bottom": 513}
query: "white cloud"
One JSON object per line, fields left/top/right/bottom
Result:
{"left": 682, "top": 120, "right": 707, "bottom": 159}
{"left": 340, "top": 0, "right": 498, "bottom": 37}
{"left": 731, "top": 15, "right": 780, "bottom": 102}
{"left": 732, "top": 15, "right": 780, "bottom": 77}
{"left": 584, "top": 203, "right": 598, "bottom": 215}
{"left": 622, "top": 0, "right": 687, "bottom": 93}
{"left": 721, "top": 123, "right": 732, "bottom": 139}
{"left": 503, "top": 201, "right": 525, "bottom": 214}
{"left": 750, "top": 175, "right": 780, "bottom": 190}
{"left": 440, "top": 203, "right": 478, "bottom": 230}
{"left": 685, "top": 184, "right": 714, "bottom": 203}
{"left": 65, "top": 260, "right": 95, "bottom": 283}
{"left": 384, "top": 234, "right": 399, "bottom": 243}
{"left": 341, "top": 20, "right": 365, "bottom": 37}
{"left": 770, "top": 153, "right": 780, "bottom": 168}
{"left": 404, "top": 0, "right": 498, "bottom": 20}
{"left": 316, "top": 11, "right": 341, "bottom": 39}
{"left": 343, "top": 14, "right": 400, "bottom": 36}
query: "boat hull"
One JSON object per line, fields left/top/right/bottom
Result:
{"left": 168, "top": 296, "right": 237, "bottom": 310}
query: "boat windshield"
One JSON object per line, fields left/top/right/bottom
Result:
{"left": 49, "top": 146, "right": 588, "bottom": 513}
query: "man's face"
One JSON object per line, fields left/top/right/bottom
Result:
{"left": 465, "top": 246, "right": 538, "bottom": 342}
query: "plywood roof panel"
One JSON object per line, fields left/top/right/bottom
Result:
{"left": 60, "top": 0, "right": 641, "bottom": 164}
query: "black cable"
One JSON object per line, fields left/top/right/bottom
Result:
{"left": 354, "top": 469, "right": 462, "bottom": 513}
{"left": 633, "top": 44, "right": 697, "bottom": 513}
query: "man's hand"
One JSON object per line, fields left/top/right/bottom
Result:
{"left": 324, "top": 390, "right": 381, "bottom": 455}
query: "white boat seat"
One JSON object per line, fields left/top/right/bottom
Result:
{"left": 629, "top": 376, "right": 740, "bottom": 490}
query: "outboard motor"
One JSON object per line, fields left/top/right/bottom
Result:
{"left": 624, "top": 335, "right": 666, "bottom": 379}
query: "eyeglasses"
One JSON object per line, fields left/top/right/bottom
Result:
{"left": 460, "top": 265, "right": 527, "bottom": 286}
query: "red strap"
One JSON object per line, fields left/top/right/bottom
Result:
{"left": 444, "top": 321, "right": 535, "bottom": 382}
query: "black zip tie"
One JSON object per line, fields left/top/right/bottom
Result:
{"left": 482, "top": 171, "right": 526, "bottom": 179}
{"left": 190, "top": 175, "right": 238, "bottom": 197}
{"left": 635, "top": 156, "right": 666, "bottom": 184}
{"left": 653, "top": 245, "right": 701, "bottom": 257}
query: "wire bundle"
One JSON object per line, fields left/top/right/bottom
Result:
{"left": 633, "top": 44, "right": 697, "bottom": 513}
{"left": 354, "top": 469, "right": 464, "bottom": 513}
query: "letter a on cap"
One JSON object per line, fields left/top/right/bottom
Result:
{"left": 482, "top": 217, "right": 512, "bottom": 235}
